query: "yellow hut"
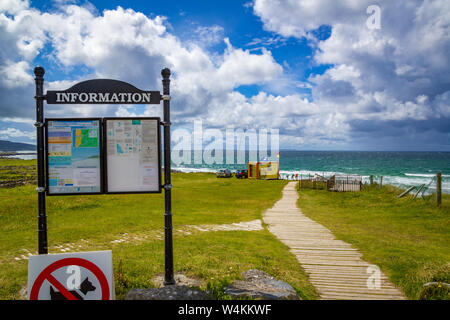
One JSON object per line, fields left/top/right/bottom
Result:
{"left": 248, "top": 161, "right": 279, "bottom": 180}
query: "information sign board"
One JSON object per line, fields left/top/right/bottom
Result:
{"left": 104, "top": 118, "right": 161, "bottom": 193}
{"left": 45, "top": 119, "right": 102, "bottom": 195}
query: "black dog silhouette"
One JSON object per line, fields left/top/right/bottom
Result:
{"left": 50, "top": 277, "right": 96, "bottom": 300}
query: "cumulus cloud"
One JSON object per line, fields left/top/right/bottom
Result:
{"left": 0, "top": 127, "right": 35, "bottom": 139}
{"left": 0, "top": 2, "right": 284, "bottom": 125}
{"left": 252, "top": 0, "right": 450, "bottom": 148}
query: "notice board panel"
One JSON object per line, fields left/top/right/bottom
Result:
{"left": 45, "top": 118, "right": 103, "bottom": 195}
{"left": 104, "top": 118, "right": 161, "bottom": 193}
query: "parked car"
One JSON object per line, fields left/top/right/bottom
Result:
{"left": 235, "top": 169, "right": 248, "bottom": 179}
{"left": 216, "top": 169, "right": 232, "bottom": 178}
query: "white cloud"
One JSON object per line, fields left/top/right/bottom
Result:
{"left": 253, "top": 0, "right": 369, "bottom": 38}
{"left": 0, "top": 4, "right": 284, "bottom": 123}
{"left": 193, "top": 25, "right": 224, "bottom": 46}
{"left": 0, "top": 60, "right": 33, "bottom": 88}
{"left": 0, "top": 127, "right": 35, "bottom": 139}
{"left": 251, "top": 0, "right": 450, "bottom": 148}
{"left": 0, "top": 0, "right": 30, "bottom": 15}
{"left": 214, "top": 38, "right": 282, "bottom": 89}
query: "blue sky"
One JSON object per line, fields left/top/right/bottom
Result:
{"left": 0, "top": 0, "right": 449, "bottom": 151}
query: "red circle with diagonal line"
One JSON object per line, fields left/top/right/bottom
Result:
{"left": 30, "top": 257, "right": 110, "bottom": 300}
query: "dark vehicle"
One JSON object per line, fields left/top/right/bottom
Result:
{"left": 235, "top": 169, "right": 248, "bottom": 179}
{"left": 216, "top": 169, "right": 232, "bottom": 178}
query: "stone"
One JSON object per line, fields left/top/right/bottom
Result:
{"left": 153, "top": 273, "right": 203, "bottom": 288}
{"left": 419, "top": 282, "right": 450, "bottom": 300}
{"left": 225, "top": 269, "right": 300, "bottom": 300}
{"left": 19, "top": 285, "right": 27, "bottom": 300}
{"left": 125, "top": 285, "right": 212, "bottom": 300}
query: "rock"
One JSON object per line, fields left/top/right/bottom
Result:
{"left": 419, "top": 282, "right": 450, "bottom": 300}
{"left": 225, "top": 269, "right": 300, "bottom": 300}
{"left": 153, "top": 273, "right": 203, "bottom": 288}
{"left": 423, "top": 281, "right": 450, "bottom": 289}
{"left": 19, "top": 285, "right": 27, "bottom": 300}
{"left": 125, "top": 285, "right": 212, "bottom": 300}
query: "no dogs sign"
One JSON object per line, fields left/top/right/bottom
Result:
{"left": 28, "top": 250, "right": 114, "bottom": 300}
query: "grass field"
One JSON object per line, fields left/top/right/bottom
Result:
{"left": 2, "top": 157, "right": 448, "bottom": 300}
{"left": 297, "top": 184, "right": 450, "bottom": 300}
{"left": 0, "top": 159, "right": 318, "bottom": 300}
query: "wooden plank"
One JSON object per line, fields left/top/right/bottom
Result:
{"left": 310, "top": 281, "right": 397, "bottom": 290}
{"left": 310, "top": 276, "right": 383, "bottom": 281}
{"left": 276, "top": 239, "right": 353, "bottom": 246}
{"left": 437, "top": 172, "right": 442, "bottom": 206}
{"left": 294, "top": 251, "right": 363, "bottom": 257}
{"left": 320, "top": 294, "right": 403, "bottom": 300}
{"left": 307, "top": 273, "right": 382, "bottom": 279}
{"left": 397, "top": 186, "right": 416, "bottom": 198}
{"left": 300, "top": 261, "right": 370, "bottom": 267}
{"left": 309, "top": 274, "right": 390, "bottom": 280}
{"left": 295, "top": 255, "right": 366, "bottom": 262}
{"left": 313, "top": 284, "right": 402, "bottom": 295}
{"left": 316, "top": 287, "right": 405, "bottom": 298}
{"left": 286, "top": 246, "right": 359, "bottom": 251}
{"left": 292, "top": 250, "right": 362, "bottom": 257}
{"left": 301, "top": 266, "right": 374, "bottom": 273}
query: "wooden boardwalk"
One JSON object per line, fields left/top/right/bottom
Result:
{"left": 263, "top": 182, "right": 407, "bottom": 300}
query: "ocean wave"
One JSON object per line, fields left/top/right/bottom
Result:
{"left": 279, "top": 170, "right": 346, "bottom": 177}
{"left": 172, "top": 166, "right": 217, "bottom": 174}
{"left": 405, "top": 173, "right": 450, "bottom": 178}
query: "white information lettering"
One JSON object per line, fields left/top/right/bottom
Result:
{"left": 98, "top": 93, "right": 109, "bottom": 102}
{"left": 89, "top": 92, "right": 98, "bottom": 102}
{"left": 142, "top": 93, "right": 151, "bottom": 103}
{"left": 79, "top": 93, "right": 89, "bottom": 103}
{"left": 132, "top": 93, "right": 142, "bottom": 103}
{"left": 53, "top": 92, "right": 153, "bottom": 103}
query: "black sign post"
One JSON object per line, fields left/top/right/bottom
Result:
{"left": 34, "top": 67, "right": 48, "bottom": 255}
{"left": 33, "top": 66, "right": 175, "bottom": 285}
{"left": 161, "top": 68, "right": 175, "bottom": 285}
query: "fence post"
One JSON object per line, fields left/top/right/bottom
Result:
{"left": 380, "top": 176, "right": 383, "bottom": 188}
{"left": 370, "top": 175, "right": 373, "bottom": 186}
{"left": 436, "top": 172, "right": 442, "bottom": 207}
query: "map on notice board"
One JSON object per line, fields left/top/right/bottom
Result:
{"left": 105, "top": 118, "right": 160, "bottom": 193}
{"left": 46, "top": 119, "right": 101, "bottom": 194}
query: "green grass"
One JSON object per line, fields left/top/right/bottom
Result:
{"left": 0, "top": 159, "right": 318, "bottom": 300}
{"left": 0, "top": 158, "right": 36, "bottom": 167}
{"left": 112, "top": 230, "right": 317, "bottom": 300}
{"left": 0, "top": 158, "right": 36, "bottom": 187}
{"left": 297, "top": 183, "right": 450, "bottom": 300}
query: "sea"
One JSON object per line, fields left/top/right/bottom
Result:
{"left": 5, "top": 150, "right": 450, "bottom": 194}
{"left": 172, "top": 151, "right": 450, "bottom": 194}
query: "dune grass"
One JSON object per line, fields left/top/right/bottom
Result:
{"left": 297, "top": 183, "right": 450, "bottom": 300}
{"left": 0, "top": 159, "right": 318, "bottom": 300}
